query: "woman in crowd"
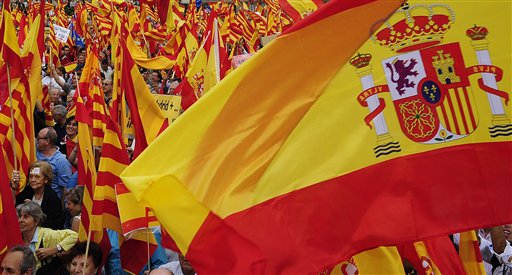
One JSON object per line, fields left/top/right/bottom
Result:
{"left": 66, "top": 241, "right": 103, "bottom": 275}
{"left": 64, "top": 186, "right": 84, "bottom": 232}
{"left": 62, "top": 116, "right": 78, "bottom": 158}
{"left": 16, "top": 201, "right": 78, "bottom": 274}
{"left": 14, "top": 161, "right": 64, "bottom": 230}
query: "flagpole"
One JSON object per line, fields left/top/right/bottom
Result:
{"left": 77, "top": 70, "right": 90, "bottom": 275}
{"left": 75, "top": 73, "right": 81, "bottom": 97}
{"left": 213, "top": 18, "right": 221, "bottom": 83}
{"left": 140, "top": 22, "right": 152, "bottom": 58}
{"left": 83, "top": 228, "right": 92, "bottom": 275}
{"left": 6, "top": 64, "right": 18, "bottom": 172}
{"left": 146, "top": 207, "right": 151, "bottom": 273}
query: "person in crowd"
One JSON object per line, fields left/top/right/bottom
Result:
{"left": 42, "top": 69, "right": 65, "bottom": 96}
{"left": 52, "top": 105, "right": 68, "bottom": 154}
{"left": 50, "top": 64, "right": 77, "bottom": 100}
{"left": 0, "top": 245, "right": 37, "bottom": 275}
{"left": 63, "top": 186, "right": 83, "bottom": 232}
{"left": 12, "top": 161, "right": 64, "bottom": 230}
{"left": 479, "top": 226, "right": 512, "bottom": 275}
{"left": 66, "top": 90, "right": 76, "bottom": 111}
{"left": 34, "top": 99, "right": 47, "bottom": 136}
{"left": 153, "top": 254, "right": 196, "bottom": 275}
{"left": 100, "top": 60, "right": 113, "bottom": 81}
{"left": 49, "top": 87, "right": 65, "bottom": 108}
{"left": 67, "top": 242, "right": 103, "bottom": 275}
{"left": 16, "top": 202, "right": 78, "bottom": 274}
{"left": 102, "top": 77, "right": 113, "bottom": 106}
{"left": 35, "top": 127, "right": 72, "bottom": 199}
{"left": 62, "top": 116, "right": 78, "bottom": 168}
{"left": 75, "top": 53, "right": 86, "bottom": 72}
{"left": 149, "top": 71, "right": 162, "bottom": 94}
{"left": 60, "top": 45, "right": 74, "bottom": 66}
{"left": 168, "top": 79, "right": 181, "bottom": 95}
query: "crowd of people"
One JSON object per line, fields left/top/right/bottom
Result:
{"left": 1, "top": 12, "right": 196, "bottom": 275}
{"left": 0, "top": 0, "right": 510, "bottom": 275}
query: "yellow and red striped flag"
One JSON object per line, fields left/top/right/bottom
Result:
{"left": 75, "top": 91, "right": 113, "bottom": 261}
{"left": 78, "top": 46, "right": 108, "bottom": 147}
{"left": 0, "top": 1, "right": 36, "bottom": 192}
{"left": 76, "top": 94, "right": 98, "bottom": 242}
{"left": 64, "top": 61, "right": 77, "bottom": 73}
{"left": 278, "top": 0, "right": 323, "bottom": 22}
{"left": 120, "top": 39, "right": 168, "bottom": 159}
{"left": 20, "top": 0, "right": 46, "bottom": 112}
{"left": 459, "top": 231, "right": 486, "bottom": 274}
{"left": 121, "top": 0, "right": 512, "bottom": 273}
{"left": 93, "top": 116, "right": 127, "bottom": 237}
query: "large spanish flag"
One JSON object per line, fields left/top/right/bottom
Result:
{"left": 121, "top": 0, "right": 512, "bottom": 274}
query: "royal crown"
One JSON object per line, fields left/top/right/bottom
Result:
{"left": 371, "top": 3, "right": 455, "bottom": 53}
{"left": 350, "top": 53, "right": 372, "bottom": 69}
{"left": 466, "top": 25, "right": 488, "bottom": 40}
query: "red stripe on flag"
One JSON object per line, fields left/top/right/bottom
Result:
{"left": 445, "top": 91, "right": 461, "bottom": 134}
{"left": 462, "top": 87, "right": 478, "bottom": 130}
{"left": 454, "top": 88, "right": 470, "bottom": 134}
{"left": 181, "top": 142, "right": 512, "bottom": 274}
{"left": 122, "top": 216, "right": 159, "bottom": 232}
{"left": 91, "top": 199, "right": 119, "bottom": 216}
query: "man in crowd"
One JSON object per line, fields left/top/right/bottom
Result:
{"left": 51, "top": 105, "right": 68, "bottom": 154}
{"left": 0, "top": 245, "right": 36, "bottom": 275}
{"left": 35, "top": 127, "right": 72, "bottom": 199}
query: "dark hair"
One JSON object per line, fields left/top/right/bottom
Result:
{"left": 65, "top": 115, "right": 76, "bottom": 126}
{"left": 69, "top": 242, "right": 103, "bottom": 270}
{"left": 7, "top": 245, "right": 36, "bottom": 273}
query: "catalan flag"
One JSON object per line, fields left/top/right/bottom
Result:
{"left": 120, "top": 38, "right": 168, "bottom": 159}
{"left": 78, "top": 47, "right": 107, "bottom": 147}
{"left": 76, "top": 94, "right": 98, "bottom": 242}
{"left": 121, "top": 0, "right": 512, "bottom": 273}
{"left": 458, "top": 231, "right": 486, "bottom": 274}
{"left": 0, "top": 1, "right": 36, "bottom": 192}
{"left": 94, "top": 116, "right": 127, "bottom": 236}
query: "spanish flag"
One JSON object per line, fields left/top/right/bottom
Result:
{"left": 121, "top": 0, "right": 512, "bottom": 273}
{"left": 279, "top": 0, "right": 324, "bottom": 22}
{"left": 64, "top": 61, "right": 77, "bottom": 73}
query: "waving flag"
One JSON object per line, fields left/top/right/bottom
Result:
{"left": 121, "top": 0, "right": 512, "bottom": 273}
{"left": 0, "top": 140, "right": 23, "bottom": 259}
{"left": 279, "top": 0, "right": 324, "bottom": 22}
{"left": 120, "top": 39, "right": 169, "bottom": 159}
{"left": 0, "top": 2, "right": 36, "bottom": 192}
